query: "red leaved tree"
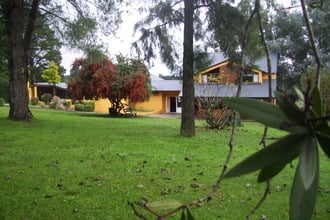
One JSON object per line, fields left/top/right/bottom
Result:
{"left": 69, "top": 55, "right": 151, "bottom": 116}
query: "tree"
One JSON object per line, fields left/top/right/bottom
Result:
{"left": 0, "top": 0, "right": 121, "bottom": 120}
{"left": 133, "top": 0, "right": 203, "bottom": 137}
{"left": 69, "top": 55, "right": 151, "bottom": 116}
{"left": 41, "top": 61, "right": 61, "bottom": 96}
{"left": 180, "top": 0, "right": 195, "bottom": 136}
{"left": 41, "top": 61, "right": 61, "bottom": 84}
{"left": 0, "top": 7, "right": 64, "bottom": 86}
{"left": 272, "top": 0, "right": 330, "bottom": 91}
{"left": 133, "top": 0, "right": 263, "bottom": 137}
{"left": 0, "top": 17, "right": 9, "bottom": 102}
{"left": 29, "top": 16, "right": 64, "bottom": 82}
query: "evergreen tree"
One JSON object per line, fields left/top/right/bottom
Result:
{"left": 41, "top": 61, "right": 61, "bottom": 84}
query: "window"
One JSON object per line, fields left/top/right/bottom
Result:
{"left": 242, "top": 70, "right": 259, "bottom": 83}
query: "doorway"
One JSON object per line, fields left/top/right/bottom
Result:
{"left": 170, "top": 97, "right": 177, "bottom": 112}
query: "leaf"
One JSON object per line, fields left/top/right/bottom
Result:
{"left": 257, "top": 161, "right": 287, "bottom": 182}
{"left": 290, "top": 157, "right": 319, "bottom": 220}
{"left": 316, "top": 132, "right": 330, "bottom": 158}
{"left": 146, "top": 199, "right": 182, "bottom": 212}
{"left": 181, "top": 209, "right": 186, "bottom": 220}
{"left": 186, "top": 208, "right": 195, "bottom": 220}
{"left": 310, "top": 87, "right": 323, "bottom": 117}
{"left": 181, "top": 208, "right": 195, "bottom": 220}
{"left": 276, "top": 91, "right": 305, "bottom": 122}
{"left": 316, "top": 121, "right": 330, "bottom": 158}
{"left": 222, "top": 98, "right": 289, "bottom": 130}
{"left": 299, "top": 136, "right": 318, "bottom": 190}
{"left": 309, "top": 0, "right": 323, "bottom": 8}
{"left": 224, "top": 132, "right": 306, "bottom": 179}
{"left": 293, "top": 87, "right": 305, "bottom": 103}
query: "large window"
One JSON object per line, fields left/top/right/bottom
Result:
{"left": 242, "top": 70, "right": 259, "bottom": 83}
{"left": 201, "top": 73, "right": 221, "bottom": 84}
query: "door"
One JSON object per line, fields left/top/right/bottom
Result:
{"left": 170, "top": 97, "right": 177, "bottom": 112}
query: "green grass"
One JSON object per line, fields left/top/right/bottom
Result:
{"left": 0, "top": 107, "right": 329, "bottom": 220}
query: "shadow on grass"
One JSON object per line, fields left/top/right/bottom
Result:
{"left": 76, "top": 112, "right": 142, "bottom": 119}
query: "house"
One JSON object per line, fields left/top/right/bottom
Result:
{"left": 195, "top": 51, "right": 277, "bottom": 97}
{"left": 29, "top": 82, "right": 70, "bottom": 99}
{"left": 136, "top": 52, "right": 277, "bottom": 114}
{"left": 133, "top": 75, "right": 183, "bottom": 114}
{"left": 29, "top": 82, "right": 112, "bottom": 112}
{"left": 193, "top": 51, "right": 277, "bottom": 117}
{"left": 28, "top": 52, "right": 277, "bottom": 115}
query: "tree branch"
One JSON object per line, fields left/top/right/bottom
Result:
{"left": 300, "top": 0, "right": 323, "bottom": 88}
{"left": 24, "top": 0, "right": 41, "bottom": 63}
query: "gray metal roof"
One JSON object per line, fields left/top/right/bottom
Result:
{"left": 150, "top": 75, "right": 182, "bottom": 92}
{"left": 195, "top": 79, "right": 277, "bottom": 98}
{"left": 150, "top": 74, "right": 276, "bottom": 98}
{"left": 206, "top": 51, "right": 278, "bottom": 73}
{"left": 33, "top": 82, "right": 68, "bottom": 90}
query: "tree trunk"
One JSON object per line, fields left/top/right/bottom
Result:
{"left": 180, "top": 0, "right": 195, "bottom": 137}
{"left": 5, "top": 0, "right": 40, "bottom": 120}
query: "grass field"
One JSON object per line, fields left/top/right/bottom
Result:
{"left": 0, "top": 107, "right": 329, "bottom": 220}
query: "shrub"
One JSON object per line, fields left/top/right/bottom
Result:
{"left": 30, "top": 97, "right": 39, "bottom": 105}
{"left": 74, "top": 100, "right": 95, "bottom": 112}
{"left": 40, "top": 93, "right": 52, "bottom": 104}
{"left": 0, "top": 98, "right": 5, "bottom": 106}
{"left": 74, "top": 103, "right": 85, "bottom": 111}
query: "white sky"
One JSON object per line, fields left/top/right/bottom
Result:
{"left": 60, "top": 0, "right": 293, "bottom": 76}
{"left": 60, "top": 4, "right": 170, "bottom": 76}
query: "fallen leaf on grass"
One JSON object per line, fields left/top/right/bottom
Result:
{"left": 190, "top": 183, "right": 203, "bottom": 188}
{"left": 136, "top": 184, "right": 144, "bottom": 189}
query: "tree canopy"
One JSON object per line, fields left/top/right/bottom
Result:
{"left": 41, "top": 61, "right": 61, "bottom": 84}
{"left": 69, "top": 55, "right": 151, "bottom": 116}
{"left": 0, "top": 0, "right": 122, "bottom": 120}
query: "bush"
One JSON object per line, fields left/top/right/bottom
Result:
{"left": 30, "top": 97, "right": 39, "bottom": 105}
{"left": 74, "top": 103, "right": 85, "bottom": 111}
{"left": 74, "top": 100, "right": 95, "bottom": 112}
{"left": 0, "top": 98, "right": 5, "bottom": 106}
{"left": 40, "top": 93, "right": 52, "bottom": 104}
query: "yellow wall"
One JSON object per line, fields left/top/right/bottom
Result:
{"left": 134, "top": 91, "right": 180, "bottom": 114}
{"left": 262, "top": 73, "right": 277, "bottom": 80}
{"left": 94, "top": 98, "right": 111, "bottom": 113}
{"left": 28, "top": 83, "right": 37, "bottom": 99}
{"left": 134, "top": 92, "right": 164, "bottom": 113}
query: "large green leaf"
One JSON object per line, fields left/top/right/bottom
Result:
{"left": 224, "top": 132, "right": 307, "bottom": 179}
{"left": 316, "top": 132, "right": 330, "bottom": 158}
{"left": 290, "top": 158, "right": 319, "bottom": 220}
{"left": 316, "top": 120, "right": 330, "bottom": 158}
{"left": 310, "top": 87, "right": 323, "bottom": 117}
{"left": 257, "top": 161, "right": 287, "bottom": 182}
{"left": 222, "top": 98, "right": 299, "bottom": 131}
{"left": 186, "top": 208, "right": 195, "bottom": 220}
{"left": 181, "top": 208, "right": 195, "bottom": 220}
{"left": 299, "top": 136, "right": 318, "bottom": 190}
{"left": 146, "top": 199, "right": 182, "bottom": 212}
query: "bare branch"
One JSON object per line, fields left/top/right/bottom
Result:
{"left": 300, "top": 0, "right": 323, "bottom": 88}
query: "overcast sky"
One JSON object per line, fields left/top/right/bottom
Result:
{"left": 60, "top": 0, "right": 293, "bottom": 76}
{"left": 60, "top": 2, "right": 170, "bottom": 76}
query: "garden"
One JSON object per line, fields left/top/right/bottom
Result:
{"left": 0, "top": 107, "right": 329, "bottom": 219}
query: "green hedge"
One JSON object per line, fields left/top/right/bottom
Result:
{"left": 74, "top": 100, "right": 95, "bottom": 112}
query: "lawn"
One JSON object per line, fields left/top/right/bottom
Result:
{"left": 0, "top": 107, "right": 329, "bottom": 220}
